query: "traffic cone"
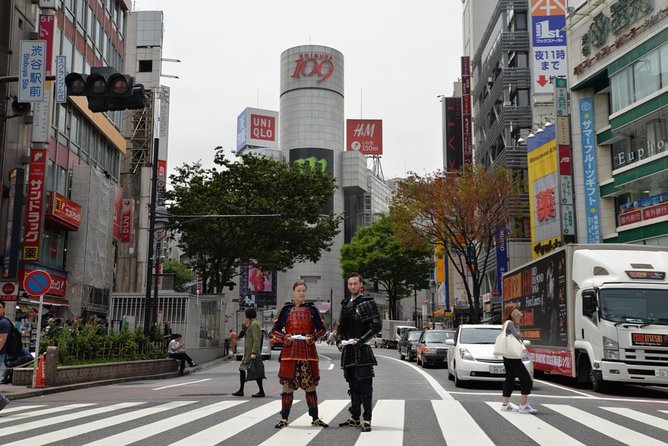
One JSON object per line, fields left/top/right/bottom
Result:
{"left": 35, "top": 354, "right": 46, "bottom": 388}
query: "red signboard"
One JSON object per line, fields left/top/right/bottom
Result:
{"left": 445, "top": 98, "right": 463, "bottom": 172}
{"left": 619, "top": 201, "right": 668, "bottom": 227}
{"left": 112, "top": 188, "right": 122, "bottom": 240}
{"left": 619, "top": 209, "right": 642, "bottom": 226}
{"left": 121, "top": 198, "right": 133, "bottom": 243}
{"left": 23, "top": 149, "right": 47, "bottom": 261}
{"left": 38, "top": 15, "right": 55, "bottom": 74}
{"left": 292, "top": 52, "right": 334, "bottom": 83}
{"left": 346, "top": 119, "right": 383, "bottom": 156}
{"left": 46, "top": 191, "right": 81, "bottom": 230}
{"left": 0, "top": 282, "right": 19, "bottom": 302}
{"left": 20, "top": 264, "right": 67, "bottom": 297}
{"left": 528, "top": 347, "right": 573, "bottom": 376}
{"left": 558, "top": 144, "right": 572, "bottom": 175}
{"left": 157, "top": 159, "right": 167, "bottom": 180}
{"left": 643, "top": 201, "right": 668, "bottom": 220}
{"left": 250, "top": 113, "right": 276, "bottom": 142}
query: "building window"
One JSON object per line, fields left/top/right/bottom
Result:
{"left": 611, "top": 44, "right": 666, "bottom": 113}
{"left": 633, "top": 50, "right": 660, "bottom": 102}
{"left": 138, "top": 60, "right": 153, "bottom": 72}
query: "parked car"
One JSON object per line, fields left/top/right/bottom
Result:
{"left": 446, "top": 324, "right": 533, "bottom": 387}
{"left": 398, "top": 329, "right": 423, "bottom": 361}
{"left": 415, "top": 329, "right": 454, "bottom": 368}
{"left": 236, "top": 329, "right": 272, "bottom": 360}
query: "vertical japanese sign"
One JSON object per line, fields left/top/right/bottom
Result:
{"left": 579, "top": 97, "right": 601, "bottom": 243}
{"left": 460, "top": 56, "right": 473, "bottom": 164}
{"left": 3, "top": 169, "right": 25, "bottom": 278}
{"left": 527, "top": 124, "right": 561, "bottom": 258}
{"left": 530, "top": 0, "right": 567, "bottom": 94}
{"left": 38, "top": 15, "right": 55, "bottom": 74}
{"left": 120, "top": 199, "right": 134, "bottom": 243}
{"left": 19, "top": 40, "right": 46, "bottom": 103}
{"left": 22, "top": 149, "right": 47, "bottom": 261}
{"left": 495, "top": 226, "right": 508, "bottom": 297}
{"left": 55, "top": 55, "right": 66, "bottom": 103}
{"left": 445, "top": 97, "right": 463, "bottom": 172}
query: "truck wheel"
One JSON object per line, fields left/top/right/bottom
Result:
{"left": 590, "top": 370, "right": 608, "bottom": 393}
{"left": 576, "top": 354, "right": 591, "bottom": 387}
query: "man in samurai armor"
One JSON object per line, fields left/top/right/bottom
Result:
{"left": 271, "top": 280, "right": 328, "bottom": 428}
{"left": 336, "top": 272, "right": 382, "bottom": 432}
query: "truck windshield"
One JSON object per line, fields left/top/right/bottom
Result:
{"left": 599, "top": 288, "right": 668, "bottom": 325}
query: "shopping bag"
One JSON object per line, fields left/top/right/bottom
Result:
{"left": 494, "top": 321, "right": 524, "bottom": 359}
{"left": 245, "top": 357, "right": 266, "bottom": 381}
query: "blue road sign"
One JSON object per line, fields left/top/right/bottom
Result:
{"left": 23, "top": 269, "right": 52, "bottom": 297}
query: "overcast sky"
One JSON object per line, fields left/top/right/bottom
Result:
{"left": 132, "top": 0, "right": 463, "bottom": 180}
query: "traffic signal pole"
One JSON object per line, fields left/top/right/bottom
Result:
{"left": 143, "top": 137, "right": 160, "bottom": 336}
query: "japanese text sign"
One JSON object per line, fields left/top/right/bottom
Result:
{"left": 579, "top": 97, "right": 601, "bottom": 243}
{"left": 19, "top": 40, "right": 46, "bottom": 102}
{"left": 530, "top": 0, "right": 567, "bottom": 94}
{"left": 22, "top": 149, "right": 47, "bottom": 261}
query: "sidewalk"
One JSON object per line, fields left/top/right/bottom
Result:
{"left": 1, "top": 355, "right": 233, "bottom": 401}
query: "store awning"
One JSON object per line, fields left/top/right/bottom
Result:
{"left": 27, "top": 296, "right": 69, "bottom": 306}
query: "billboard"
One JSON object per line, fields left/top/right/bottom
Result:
{"left": 461, "top": 56, "right": 473, "bottom": 164}
{"left": 527, "top": 124, "right": 561, "bottom": 258}
{"left": 579, "top": 97, "right": 601, "bottom": 243}
{"left": 445, "top": 97, "right": 463, "bottom": 172}
{"left": 236, "top": 107, "right": 279, "bottom": 150}
{"left": 22, "top": 149, "right": 47, "bottom": 261}
{"left": 289, "top": 147, "right": 334, "bottom": 214}
{"left": 530, "top": 0, "right": 567, "bottom": 95}
{"left": 45, "top": 192, "right": 82, "bottom": 231}
{"left": 346, "top": 119, "right": 383, "bottom": 155}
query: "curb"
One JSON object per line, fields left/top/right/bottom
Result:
{"left": 2, "top": 354, "right": 234, "bottom": 401}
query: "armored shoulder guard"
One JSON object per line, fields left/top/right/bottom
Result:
{"left": 356, "top": 297, "right": 379, "bottom": 322}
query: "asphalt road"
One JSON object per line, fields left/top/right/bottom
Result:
{"left": 0, "top": 344, "right": 667, "bottom": 445}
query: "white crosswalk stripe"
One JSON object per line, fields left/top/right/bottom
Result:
{"left": 544, "top": 404, "right": 668, "bottom": 446}
{"left": 0, "top": 398, "right": 666, "bottom": 445}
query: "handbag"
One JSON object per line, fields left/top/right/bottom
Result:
{"left": 245, "top": 357, "right": 266, "bottom": 381}
{"left": 494, "top": 321, "right": 525, "bottom": 359}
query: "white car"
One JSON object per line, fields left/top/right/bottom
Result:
{"left": 236, "top": 329, "right": 271, "bottom": 360}
{"left": 446, "top": 324, "right": 533, "bottom": 387}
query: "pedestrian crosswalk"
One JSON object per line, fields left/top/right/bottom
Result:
{"left": 0, "top": 398, "right": 666, "bottom": 445}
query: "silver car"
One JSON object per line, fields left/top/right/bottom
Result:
{"left": 236, "top": 329, "right": 271, "bottom": 360}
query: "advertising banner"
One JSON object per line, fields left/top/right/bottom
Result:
{"left": 445, "top": 97, "right": 463, "bottom": 172}
{"left": 46, "top": 191, "right": 82, "bottom": 230}
{"left": 239, "top": 262, "right": 276, "bottom": 309}
{"left": 38, "top": 15, "right": 55, "bottom": 73}
{"left": 19, "top": 40, "right": 46, "bottom": 102}
{"left": 236, "top": 108, "right": 279, "bottom": 150}
{"left": 0, "top": 282, "right": 19, "bottom": 302}
{"left": 461, "top": 56, "right": 473, "bottom": 164}
{"left": 530, "top": 0, "right": 567, "bottom": 95}
{"left": 527, "top": 125, "right": 561, "bottom": 258}
{"left": 579, "top": 97, "right": 601, "bottom": 243}
{"left": 346, "top": 119, "right": 383, "bottom": 155}
{"left": 495, "top": 226, "right": 508, "bottom": 297}
{"left": 120, "top": 198, "right": 134, "bottom": 243}
{"left": 22, "top": 149, "right": 47, "bottom": 261}
{"left": 112, "top": 188, "right": 123, "bottom": 240}
{"left": 290, "top": 148, "right": 334, "bottom": 214}
{"left": 502, "top": 249, "right": 568, "bottom": 351}
{"left": 3, "top": 169, "right": 24, "bottom": 278}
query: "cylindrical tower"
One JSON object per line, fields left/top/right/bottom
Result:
{"left": 279, "top": 45, "right": 345, "bottom": 323}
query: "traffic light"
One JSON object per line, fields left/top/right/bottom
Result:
{"left": 65, "top": 67, "right": 147, "bottom": 113}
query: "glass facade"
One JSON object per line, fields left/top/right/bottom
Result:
{"left": 611, "top": 43, "right": 667, "bottom": 112}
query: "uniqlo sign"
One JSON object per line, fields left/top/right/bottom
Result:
{"left": 346, "top": 119, "right": 383, "bottom": 155}
{"left": 250, "top": 114, "right": 276, "bottom": 142}
{"left": 22, "top": 149, "right": 47, "bottom": 261}
{"left": 236, "top": 107, "right": 279, "bottom": 150}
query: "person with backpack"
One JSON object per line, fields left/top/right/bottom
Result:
{"left": 0, "top": 302, "right": 15, "bottom": 411}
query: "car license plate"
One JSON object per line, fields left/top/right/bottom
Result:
{"left": 656, "top": 368, "right": 668, "bottom": 377}
{"left": 490, "top": 365, "right": 505, "bottom": 374}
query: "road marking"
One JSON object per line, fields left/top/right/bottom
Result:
{"left": 534, "top": 378, "right": 593, "bottom": 397}
{"left": 433, "top": 400, "right": 494, "bottom": 445}
{"left": 602, "top": 407, "right": 668, "bottom": 431}
{"left": 545, "top": 404, "right": 668, "bottom": 446}
{"left": 0, "top": 403, "right": 94, "bottom": 425}
{"left": 0, "top": 402, "right": 142, "bottom": 437}
{"left": 353, "top": 399, "right": 404, "bottom": 445}
{"left": 489, "top": 402, "right": 586, "bottom": 445}
{"left": 328, "top": 364, "right": 334, "bottom": 370}
{"left": 375, "top": 353, "right": 454, "bottom": 400}
{"left": 2, "top": 401, "right": 196, "bottom": 446}
{"left": 259, "top": 399, "right": 349, "bottom": 445}
{"left": 169, "top": 400, "right": 296, "bottom": 446}
{"left": 0, "top": 405, "right": 45, "bottom": 414}
{"left": 153, "top": 378, "right": 211, "bottom": 390}
{"left": 83, "top": 400, "right": 246, "bottom": 446}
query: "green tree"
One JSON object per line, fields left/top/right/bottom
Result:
{"left": 340, "top": 214, "right": 432, "bottom": 319}
{"left": 162, "top": 260, "right": 194, "bottom": 292}
{"left": 165, "top": 149, "right": 341, "bottom": 293}
{"left": 391, "top": 164, "right": 516, "bottom": 323}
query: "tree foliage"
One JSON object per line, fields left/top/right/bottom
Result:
{"left": 391, "top": 164, "right": 516, "bottom": 323}
{"left": 164, "top": 149, "right": 341, "bottom": 293}
{"left": 340, "top": 214, "right": 432, "bottom": 320}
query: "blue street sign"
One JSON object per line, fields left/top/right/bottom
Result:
{"left": 23, "top": 269, "right": 52, "bottom": 297}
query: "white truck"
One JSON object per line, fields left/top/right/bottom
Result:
{"left": 502, "top": 244, "right": 668, "bottom": 391}
{"left": 380, "top": 320, "right": 416, "bottom": 349}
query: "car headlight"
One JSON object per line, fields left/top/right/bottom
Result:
{"left": 459, "top": 348, "right": 474, "bottom": 361}
{"left": 603, "top": 336, "right": 620, "bottom": 360}
{"left": 426, "top": 347, "right": 437, "bottom": 353}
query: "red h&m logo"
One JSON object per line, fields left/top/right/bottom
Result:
{"left": 250, "top": 114, "right": 276, "bottom": 142}
{"left": 292, "top": 53, "right": 334, "bottom": 83}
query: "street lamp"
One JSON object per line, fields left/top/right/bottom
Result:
{"left": 429, "top": 279, "right": 437, "bottom": 329}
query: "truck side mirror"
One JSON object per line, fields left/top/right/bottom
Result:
{"left": 582, "top": 290, "right": 597, "bottom": 316}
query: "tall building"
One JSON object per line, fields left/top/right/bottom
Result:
{"left": 0, "top": 1, "right": 132, "bottom": 321}
{"left": 567, "top": 0, "right": 668, "bottom": 246}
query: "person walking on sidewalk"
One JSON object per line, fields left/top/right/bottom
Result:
{"left": 0, "top": 302, "right": 13, "bottom": 411}
{"left": 500, "top": 304, "right": 536, "bottom": 414}
{"left": 336, "top": 273, "right": 382, "bottom": 432}
{"left": 271, "top": 280, "right": 328, "bottom": 429}
{"left": 229, "top": 329, "right": 238, "bottom": 355}
{"left": 232, "top": 308, "right": 265, "bottom": 397}
{"left": 167, "top": 334, "right": 197, "bottom": 375}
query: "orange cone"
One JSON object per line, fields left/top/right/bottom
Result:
{"left": 35, "top": 355, "right": 46, "bottom": 388}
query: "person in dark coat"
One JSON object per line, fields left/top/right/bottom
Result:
{"left": 336, "top": 273, "right": 381, "bottom": 433}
